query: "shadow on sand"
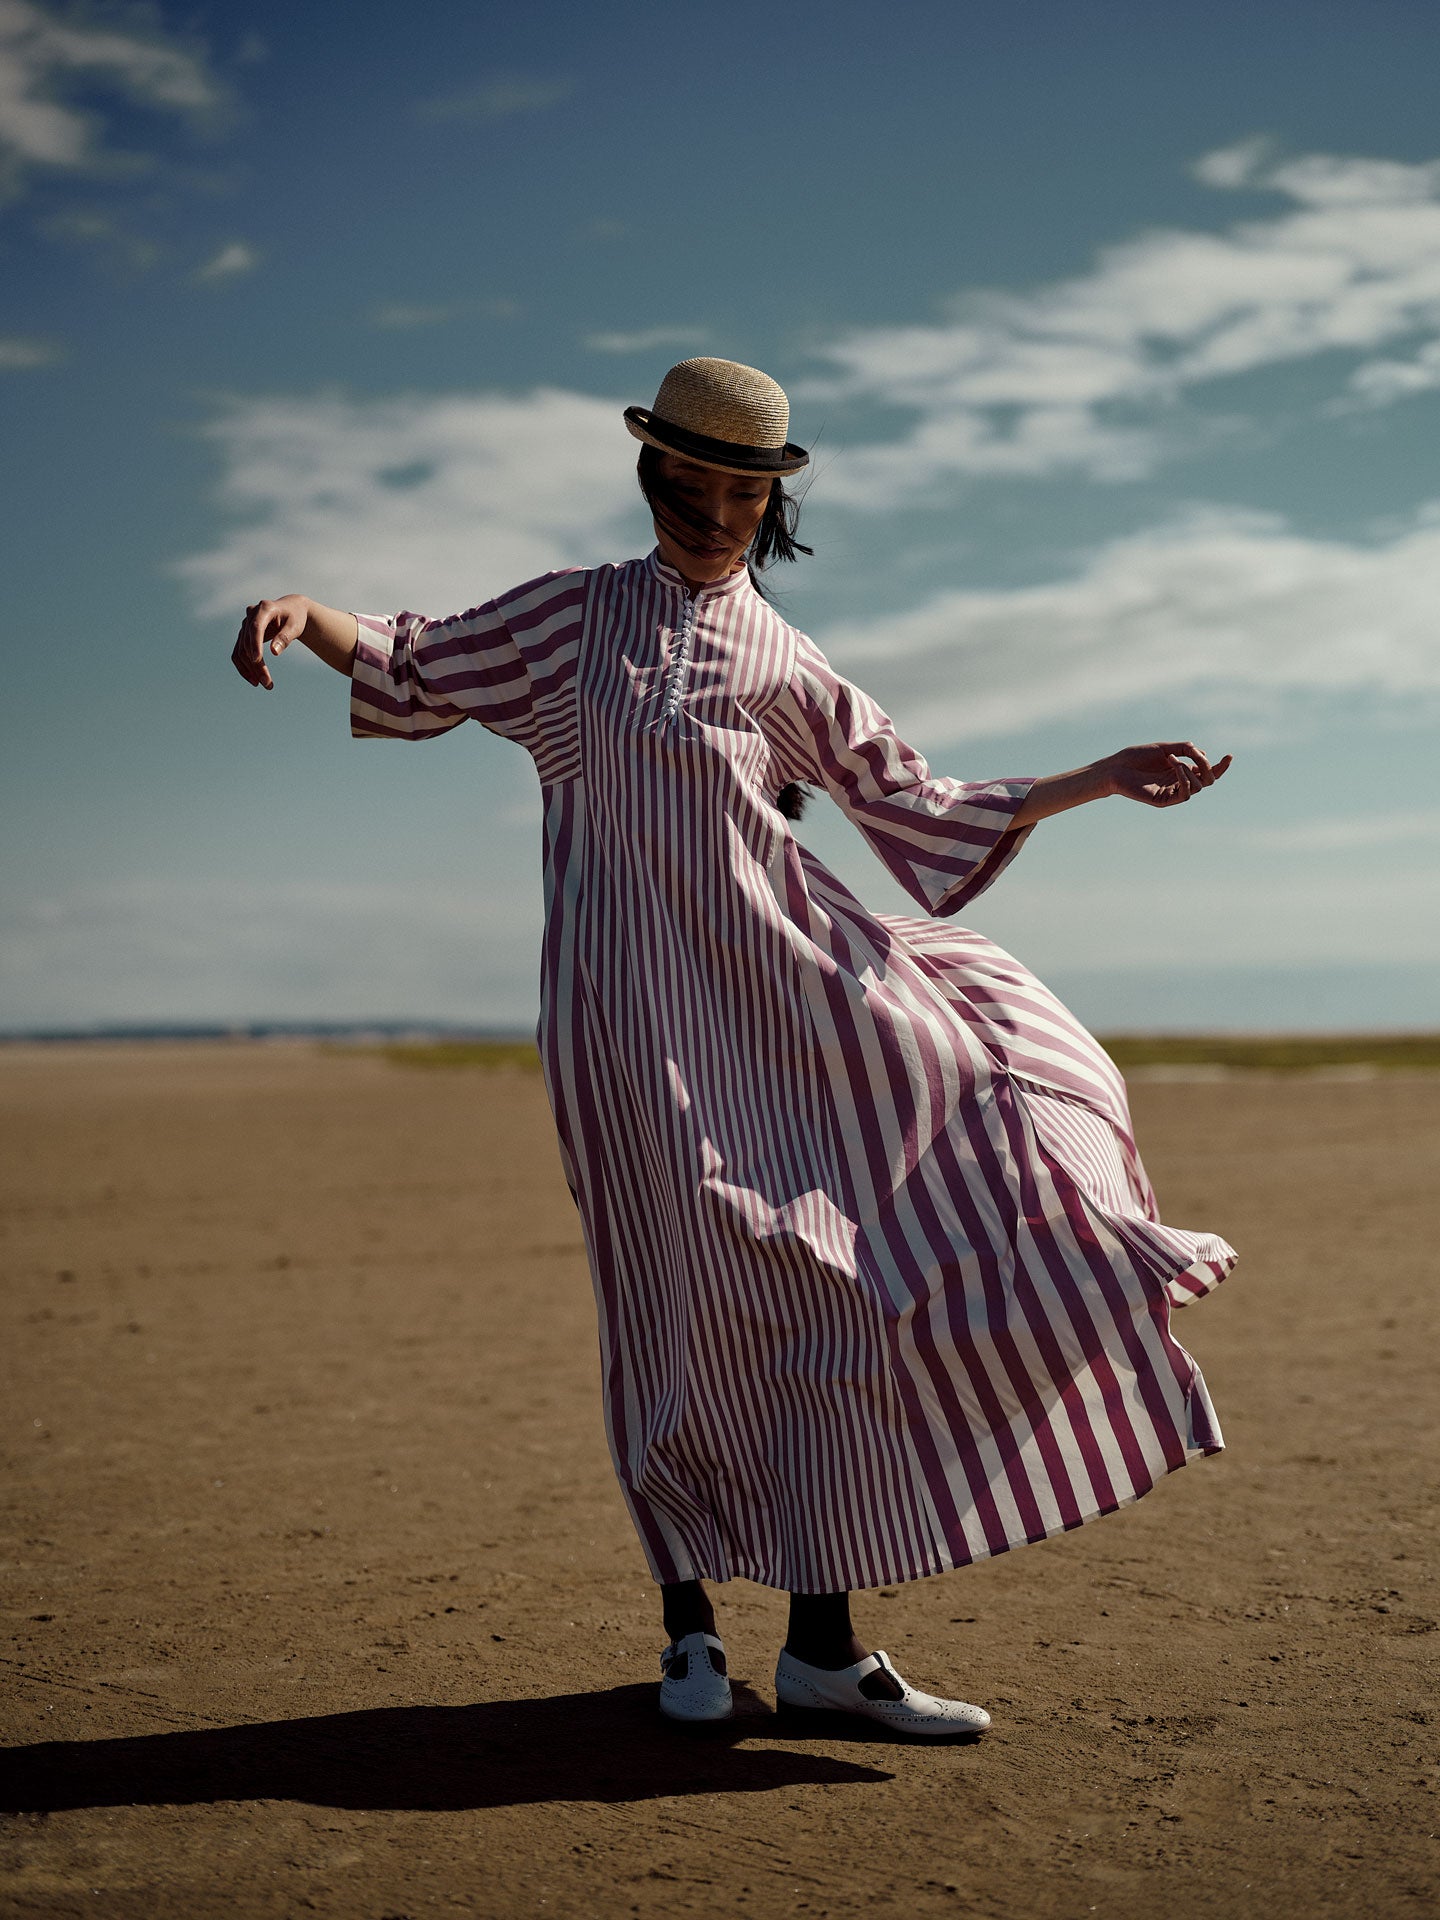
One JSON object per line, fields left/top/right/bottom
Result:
{"left": 0, "top": 1683, "right": 900, "bottom": 1814}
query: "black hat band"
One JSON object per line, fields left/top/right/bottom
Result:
{"left": 625, "top": 407, "right": 808, "bottom": 473}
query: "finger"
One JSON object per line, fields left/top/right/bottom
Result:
{"left": 1165, "top": 755, "right": 1197, "bottom": 796}
{"left": 233, "top": 609, "right": 273, "bottom": 688}
{"left": 269, "top": 608, "right": 306, "bottom": 657}
{"left": 1154, "top": 741, "right": 1211, "bottom": 782}
{"left": 1168, "top": 740, "right": 1215, "bottom": 782}
{"left": 252, "top": 605, "right": 282, "bottom": 667}
{"left": 232, "top": 633, "right": 261, "bottom": 687}
{"left": 236, "top": 637, "right": 270, "bottom": 688}
{"left": 261, "top": 605, "right": 287, "bottom": 683}
{"left": 1213, "top": 753, "right": 1233, "bottom": 778}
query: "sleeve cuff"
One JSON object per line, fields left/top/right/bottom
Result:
{"left": 349, "top": 614, "right": 397, "bottom": 739}
{"left": 929, "top": 778, "right": 1036, "bottom": 916}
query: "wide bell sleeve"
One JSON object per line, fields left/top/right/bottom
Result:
{"left": 349, "top": 600, "right": 534, "bottom": 744}
{"left": 762, "top": 634, "right": 1036, "bottom": 915}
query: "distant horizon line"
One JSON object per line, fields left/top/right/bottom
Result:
{"left": 0, "top": 1022, "right": 538, "bottom": 1045}
{"left": 3, "top": 1021, "right": 1438, "bottom": 1045}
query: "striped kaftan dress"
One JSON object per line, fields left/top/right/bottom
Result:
{"left": 351, "top": 550, "right": 1236, "bottom": 1594}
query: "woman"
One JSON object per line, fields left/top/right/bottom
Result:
{"left": 233, "top": 357, "right": 1235, "bottom": 1739}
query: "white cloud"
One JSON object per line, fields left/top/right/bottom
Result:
{"left": 418, "top": 75, "right": 571, "bottom": 122}
{"left": 0, "top": 330, "right": 57, "bottom": 365}
{"left": 1245, "top": 809, "right": 1440, "bottom": 852}
{"left": 960, "top": 859, "right": 1440, "bottom": 973}
{"left": 0, "top": 0, "right": 216, "bottom": 178}
{"left": 7, "top": 862, "right": 1434, "bottom": 1031}
{"left": 807, "top": 142, "right": 1440, "bottom": 499}
{"left": 0, "top": 877, "right": 542, "bottom": 1028}
{"left": 367, "top": 296, "right": 520, "bottom": 329}
{"left": 370, "top": 301, "right": 455, "bottom": 329}
{"left": 39, "top": 204, "right": 161, "bottom": 269}
{"left": 584, "top": 326, "right": 708, "bottom": 355}
{"left": 818, "top": 504, "right": 1440, "bottom": 740}
{"left": 791, "top": 790, "right": 1440, "bottom": 977}
{"left": 1189, "top": 137, "right": 1275, "bottom": 191}
{"left": 176, "top": 380, "right": 1440, "bottom": 745}
{"left": 1341, "top": 336, "right": 1440, "bottom": 409}
{"left": 1209, "top": 143, "right": 1440, "bottom": 208}
{"left": 175, "top": 386, "right": 650, "bottom": 619}
{"left": 195, "top": 239, "right": 257, "bottom": 281}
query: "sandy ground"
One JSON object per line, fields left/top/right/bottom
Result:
{"left": 1, "top": 1042, "right": 1436, "bottom": 1920}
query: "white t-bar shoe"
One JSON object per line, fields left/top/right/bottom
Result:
{"left": 774, "top": 1648, "right": 990, "bottom": 1737}
{"left": 659, "top": 1631, "right": 732, "bottom": 1722}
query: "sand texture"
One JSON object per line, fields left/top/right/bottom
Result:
{"left": 1, "top": 1043, "right": 1436, "bottom": 1919}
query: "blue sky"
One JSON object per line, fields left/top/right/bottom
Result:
{"left": 4, "top": 0, "right": 1439, "bottom": 1032}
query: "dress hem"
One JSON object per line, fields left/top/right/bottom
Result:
{"left": 643, "top": 1437, "right": 1224, "bottom": 1594}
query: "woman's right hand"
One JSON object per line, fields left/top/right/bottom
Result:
{"left": 232, "top": 595, "right": 311, "bottom": 690}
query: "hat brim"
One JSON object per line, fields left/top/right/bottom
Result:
{"left": 625, "top": 407, "right": 809, "bottom": 477}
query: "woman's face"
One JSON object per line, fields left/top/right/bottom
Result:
{"left": 652, "top": 453, "right": 772, "bottom": 583}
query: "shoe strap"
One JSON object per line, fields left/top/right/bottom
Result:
{"left": 660, "top": 1631, "right": 725, "bottom": 1671}
{"left": 870, "top": 1650, "right": 910, "bottom": 1697}
{"left": 782, "top": 1647, "right": 885, "bottom": 1681}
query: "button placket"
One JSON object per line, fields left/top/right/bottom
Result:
{"left": 659, "top": 592, "right": 699, "bottom": 725}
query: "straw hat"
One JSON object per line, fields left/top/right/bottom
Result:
{"left": 625, "top": 357, "right": 809, "bottom": 477}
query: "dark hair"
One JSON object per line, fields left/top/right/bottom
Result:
{"left": 635, "top": 444, "right": 813, "bottom": 588}
{"left": 637, "top": 444, "right": 814, "bottom": 822}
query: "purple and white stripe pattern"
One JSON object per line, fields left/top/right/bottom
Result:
{"left": 352, "top": 551, "right": 1236, "bottom": 1593}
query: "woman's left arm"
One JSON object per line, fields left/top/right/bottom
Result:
{"left": 1012, "top": 741, "right": 1233, "bottom": 829}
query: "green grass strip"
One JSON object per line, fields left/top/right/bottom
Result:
{"left": 327, "top": 1039, "right": 544, "bottom": 1072}
{"left": 339, "top": 1033, "right": 1440, "bottom": 1074}
{"left": 1098, "top": 1034, "right": 1440, "bottom": 1072}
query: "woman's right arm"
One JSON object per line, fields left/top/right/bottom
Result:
{"left": 231, "top": 596, "right": 358, "bottom": 690}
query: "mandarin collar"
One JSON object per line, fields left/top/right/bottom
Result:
{"left": 644, "top": 548, "right": 753, "bottom": 600}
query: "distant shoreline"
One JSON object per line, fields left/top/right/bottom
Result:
{"left": 0, "top": 1023, "right": 536, "bottom": 1046}
{"left": 4, "top": 1027, "right": 1438, "bottom": 1074}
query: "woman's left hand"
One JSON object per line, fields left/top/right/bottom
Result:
{"left": 1103, "top": 741, "right": 1233, "bottom": 808}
